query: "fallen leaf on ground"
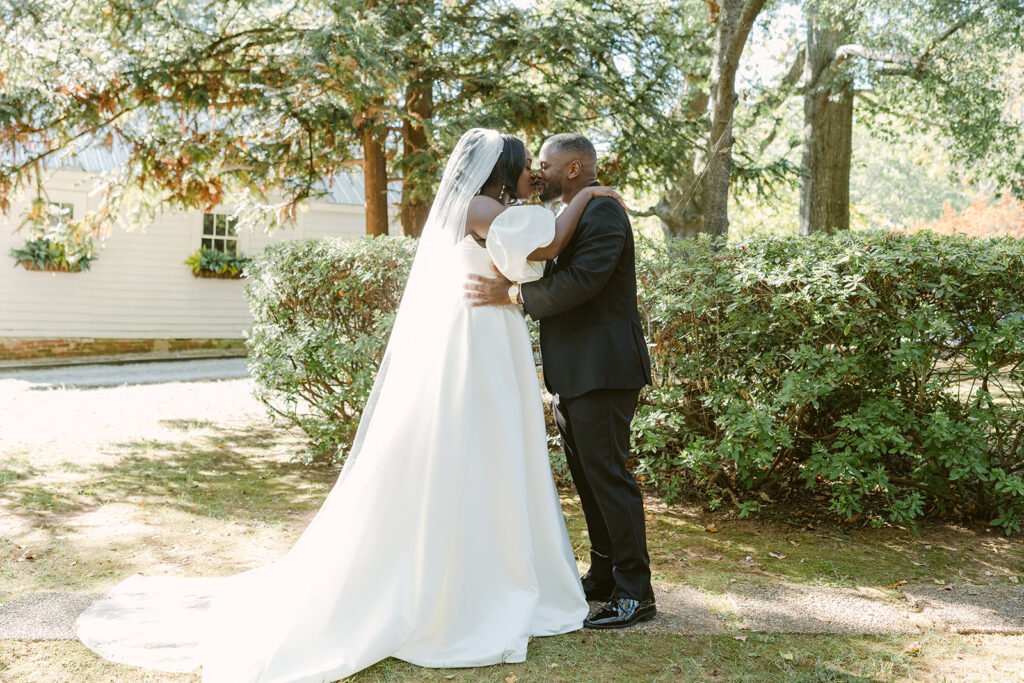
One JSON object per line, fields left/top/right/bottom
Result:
{"left": 888, "top": 580, "right": 907, "bottom": 588}
{"left": 768, "top": 552, "right": 786, "bottom": 559}
{"left": 904, "top": 644, "right": 920, "bottom": 654}
{"left": 734, "top": 635, "right": 747, "bottom": 641}
{"left": 705, "top": 526, "right": 718, "bottom": 533}
{"left": 788, "top": 540, "right": 800, "bottom": 547}
{"left": 781, "top": 652, "right": 795, "bottom": 661}
{"left": 934, "top": 579, "right": 945, "bottom": 585}
{"left": 1010, "top": 576, "right": 1019, "bottom": 584}
{"left": 911, "top": 561, "right": 924, "bottom": 566}
{"left": 505, "top": 675, "right": 517, "bottom": 683}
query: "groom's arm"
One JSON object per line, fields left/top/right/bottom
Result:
{"left": 520, "top": 199, "right": 626, "bottom": 320}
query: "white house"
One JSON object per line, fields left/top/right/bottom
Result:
{"left": 0, "top": 147, "right": 399, "bottom": 361}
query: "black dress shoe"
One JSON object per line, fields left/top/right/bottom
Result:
{"left": 580, "top": 572, "right": 614, "bottom": 602}
{"left": 583, "top": 597, "right": 657, "bottom": 629}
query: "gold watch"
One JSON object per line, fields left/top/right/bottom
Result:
{"left": 507, "top": 282, "right": 521, "bottom": 305}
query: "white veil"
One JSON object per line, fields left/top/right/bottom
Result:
{"left": 342, "top": 127, "right": 503, "bottom": 473}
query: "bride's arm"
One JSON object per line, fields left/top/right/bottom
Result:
{"left": 527, "top": 186, "right": 626, "bottom": 261}
{"left": 465, "top": 196, "right": 506, "bottom": 242}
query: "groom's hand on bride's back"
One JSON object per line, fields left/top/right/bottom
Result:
{"left": 464, "top": 263, "right": 512, "bottom": 307}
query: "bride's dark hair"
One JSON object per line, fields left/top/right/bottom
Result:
{"left": 479, "top": 134, "right": 526, "bottom": 203}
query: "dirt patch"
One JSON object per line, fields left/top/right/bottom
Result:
{"left": 728, "top": 583, "right": 922, "bottom": 634}
{"left": 0, "top": 593, "right": 100, "bottom": 640}
{"left": 900, "top": 583, "right": 1024, "bottom": 633}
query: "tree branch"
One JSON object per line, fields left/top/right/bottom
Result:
{"left": 628, "top": 206, "right": 659, "bottom": 218}
{"left": 835, "top": 44, "right": 918, "bottom": 66}
{"left": 725, "top": 0, "right": 770, "bottom": 71}
{"left": 835, "top": 14, "right": 973, "bottom": 77}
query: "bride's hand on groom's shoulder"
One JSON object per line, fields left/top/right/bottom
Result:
{"left": 588, "top": 186, "right": 628, "bottom": 212}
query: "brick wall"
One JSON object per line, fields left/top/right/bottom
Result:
{"left": 0, "top": 337, "right": 246, "bottom": 361}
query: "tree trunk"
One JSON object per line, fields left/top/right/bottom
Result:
{"left": 400, "top": 80, "right": 433, "bottom": 238}
{"left": 701, "top": 0, "right": 767, "bottom": 239}
{"left": 655, "top": 88, "right": 709, "bottom": 239}
{"left": 799, "top": 18, "right": 854, "bottom": 235}
{"left": 362, "top": 124, "right": 389, "bottom": 237}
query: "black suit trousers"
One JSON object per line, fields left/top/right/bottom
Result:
{"left": 553, "top": 387, "right": 652, "bottom": 600}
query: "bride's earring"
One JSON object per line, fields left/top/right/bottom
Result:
{"left": 498, "top": 186, "right": 507, "bottom": 204}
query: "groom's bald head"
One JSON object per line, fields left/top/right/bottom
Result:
{"left": 544, "top": 133, "right": 597, "bottom": 172}
{"left": 537, "top": 133, "right": 598, "bottom": 203}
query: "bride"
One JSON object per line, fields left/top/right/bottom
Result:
{"left": 76, "top": 128, "right": 623, "bottom": 681}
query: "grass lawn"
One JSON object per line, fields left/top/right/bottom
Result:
{"left": 3, "top": 630, "right": 1023, "bottom": 681}
{"left": 2, "top": 378, "right": 1023, "bottom": 681}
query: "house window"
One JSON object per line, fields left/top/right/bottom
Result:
{"left": 202, "top": 213, "right": 238, "bottom": 254}
{"left": 48, "top": 202, "right": 74, "bottom": 227}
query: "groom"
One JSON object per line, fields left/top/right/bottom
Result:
{"left": 465, "top": 133, "right": 654, "bottom": 629}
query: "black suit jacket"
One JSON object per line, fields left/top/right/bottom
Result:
{"left": 520, "top": 190, "right": 652, "bottom": 398}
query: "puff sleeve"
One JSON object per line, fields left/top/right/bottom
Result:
{"left": 485, "top": 205, "right": 555, "bottom": 283}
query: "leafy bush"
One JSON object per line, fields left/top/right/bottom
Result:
{"left": 185, "top": 247, "right": 252, "bottom": 278}
{"left": 246, "top": 229, "right": 1024, "bottom": 532}
{"left": 245, "top": 236, "right": 416, "bottom": 462}
{"left": 634, "top": 230, "right": 1024, "bottom": 532}
{"left": 10, "top": 237, "right": 96, "bottom": 272}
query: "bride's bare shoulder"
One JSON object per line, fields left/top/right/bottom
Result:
{"left": 466, "top": 196, "right": 506, "bottom": 239}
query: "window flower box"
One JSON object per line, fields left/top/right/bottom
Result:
{"left": 10, "top": 202, "right": 95, "bottom": 273}
{"left": 185, "top": 247, "right": 252, "bottom": 279}
{"left": 10, "top": 237, "right": 96, "bottom": 273}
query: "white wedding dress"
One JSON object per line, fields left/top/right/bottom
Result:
{"left": 76, "top": 128, "right": 588, "bottom": 682}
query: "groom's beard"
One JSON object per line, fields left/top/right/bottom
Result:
{"left": 537, "top": 180, "right": 561, "bottom": 203}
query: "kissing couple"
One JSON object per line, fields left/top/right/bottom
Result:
{"left": 77, "top": 129, "right": 654, "bottom": 681}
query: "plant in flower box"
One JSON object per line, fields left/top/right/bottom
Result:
{"left": 185, "top": 247, "right": 252, "bottom": 279}
{"left": 9, "top": 202, "right": 96, "bottom": 272}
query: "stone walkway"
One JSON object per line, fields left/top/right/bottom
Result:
{"left": 3, "top": 582, "right": 1021, "bottom": 643}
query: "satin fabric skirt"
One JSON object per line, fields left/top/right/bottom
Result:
{"left": 76, "top": 290, "right": 587, "bottom": 681}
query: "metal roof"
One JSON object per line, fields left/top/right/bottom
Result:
{"left": 8, "top": 139, "right": 401, "bottom": 206}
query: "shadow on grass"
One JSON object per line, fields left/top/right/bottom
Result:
{"left": 560, "top": 496, "right": 1024, "bottom": 591}
{"left": 7, "top": 629, "right": 1023, "bottom": 682}
{"left": 0, "top": 459, "right": 39, "bottom": 488}
{"left": 349, "top": 630, "right": 933, "bottom": 682}
{"left": 2, "top": 423, "right": 338, "bottom": 526}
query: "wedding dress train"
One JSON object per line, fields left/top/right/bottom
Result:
{"left": 76, "top": 199, "right": 588, "bottom": 681}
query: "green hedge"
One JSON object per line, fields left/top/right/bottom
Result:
{"left": 635, "top": 231, "right": 1024, "bottom": 532}
{"left": 246, "top": 230, "right": 1024, "bottom": 531}
{"left": 245, "top": 236, "right": 416, "bottom": 462}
